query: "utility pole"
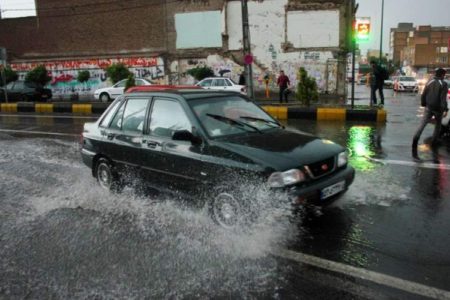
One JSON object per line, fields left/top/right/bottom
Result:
{"left": 241, "top": 0, "right": 254, "bottom": 99}
{"left": 379, "top": 0, "right": 384, "bottom": 65}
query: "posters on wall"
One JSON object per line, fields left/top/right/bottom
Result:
{"left": 11, "top": 57, "right": 165, "bottom": 100}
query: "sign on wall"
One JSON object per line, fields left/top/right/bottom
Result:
{"left": 287, "top": 10, "right": 340, "bottom": 48}
{"left": 10, "top": 57, "right": 165, "bottom": 99}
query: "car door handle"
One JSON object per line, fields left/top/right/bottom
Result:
{"left": 106, "top": 133, "right": 115, "bottom": 140}
{"left": 147, "top": 140, "right": 161, "bottom": 148}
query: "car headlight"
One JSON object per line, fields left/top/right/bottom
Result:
{"left": 268, "top": 169, "right": 306, "bottom": 188}
{"left": 337, "top": 151, "right": 348, "bottom": 167}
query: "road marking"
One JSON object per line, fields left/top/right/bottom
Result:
{"left": 0, "top": 113, "right": 97, "bottom": 119}
{"left": 273, "top": 248, "right": 450, "bottom": 300}
{"left": 367, "top": 157, "right": 450, "bottom": 170}
{"left": 0, "top": 129, "right": 78, "bottom": 137}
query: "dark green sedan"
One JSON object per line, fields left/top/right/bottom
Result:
{"left": 81, "top": 86, "right": 354, "bottom": 228}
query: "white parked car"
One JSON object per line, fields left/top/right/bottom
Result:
{"left": 94, "top": 78, "right": 153, "bottom": 102}
{"left": 393, "top": 76, "right": 418, "bottom": 92}
{"left": 196, "top": 77, "right": 247, "bottom": 94}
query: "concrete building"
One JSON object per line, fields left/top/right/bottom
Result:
{"left": 0, "top": 0, "right": 353, "bottom": 100}
{"left": 390, "top": 23, "right": 414, "bottom": 66}
{"left": 391, "top": 23, "right": 450, "bottom": 74}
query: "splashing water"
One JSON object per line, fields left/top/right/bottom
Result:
{"left": 0, "top": 136, "right": 297, "bottom": 298}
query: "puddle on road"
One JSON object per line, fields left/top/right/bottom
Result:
{"left": 0, "top": 136, "right": 296, "bottom": 299}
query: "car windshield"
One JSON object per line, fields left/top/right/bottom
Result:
{"left": 400, "top": 77, "right": 416, "bottom": 82}
{"left": 189, "top": 95, "right": 280, "bottom": 138}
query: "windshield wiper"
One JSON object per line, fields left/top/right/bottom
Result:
{"left": 239, "top": 116, "right": 283, "bottom": 128}
{"left": 206, "top": 113, "right": 262, "bottom": 133}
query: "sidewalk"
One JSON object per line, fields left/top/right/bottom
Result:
{"left": 0, "top": 86, "right": 387, "bottom": 122}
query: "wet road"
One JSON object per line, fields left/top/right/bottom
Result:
{"left": 1, "top": 86, "right": 449, "bottom": 299}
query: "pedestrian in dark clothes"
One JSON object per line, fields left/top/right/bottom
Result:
{"left": 238, "top": 72, "right": 246, "bottom": 86}
{"left": 370, "top": 61, "right": 385, "bottom": 107}
{"left": 277, "top": 70, "right": 290, "bottom": 103}
{"left": 412, "top": 68, "right": 448, "bottom": 159}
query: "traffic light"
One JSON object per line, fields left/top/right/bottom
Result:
{"left": 355, "top": 18, "right": 371, "bottom": 43}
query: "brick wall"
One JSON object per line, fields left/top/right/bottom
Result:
{"left": 0, "top": 0, "right": 167, "bottom": 60}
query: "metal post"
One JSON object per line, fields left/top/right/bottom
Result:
{"left": 350, "top": 1, "right": 356, "bottom": 109}
{"left": 241, "top": 0, "right": 254, "bottom": 99}
{"left": 0, "top": 48, "right": 8, "bottom": 103}
{"left": 379, "top": 0, "right": 384, "bottom": 64}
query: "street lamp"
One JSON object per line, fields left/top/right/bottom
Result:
{"left": 379, "top": 0, "right": 384, "bottom": 65}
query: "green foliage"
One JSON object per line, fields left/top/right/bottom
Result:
{"left": 105, "top": 63, "right": 131, "bottom": 84}
{"left": 296, "top": 68, "right": 318, "bottom": 106}
{"left": 187, "top": 66, "right": 214, "bottom": 81}
{"left": 77, "top": 70, "right": 90, "bottom": 83}
{"left": 25, "top": 65, "right": 51, "bottom": 86}
{"left": 125, "top": 74, "right": 136, "bottom": 91}
{"left": 0, "top": 66, "right": 18, "bottom": 86}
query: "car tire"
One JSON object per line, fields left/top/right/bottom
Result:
{"left": 209, "top": 192, "right": 243, "bottom": 229}
{"left": 95, "top": 158, "right": 121, "bottom": 192}
{"left": 100, "top": 93, "right": 111, "bottom": 103}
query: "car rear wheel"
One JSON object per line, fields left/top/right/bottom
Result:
{"left": 100, "top": 93, "right": 111, "bottom": 103}
{"left": 95, "top": 158, "right": 121, "bottom": 192}
{"left": 209, "top": 192, "right": 242, "bottom": 228}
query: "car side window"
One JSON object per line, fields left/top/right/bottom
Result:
{"left": 121, "top": 98, "right": 149, "bottom": 133}
{"left": 136, "top": 79, "right": 145, "bottom": 86}
{"left": 6, "top": 82, "right": 15, "bottom": 89}
{"left": 224, "top": 79, "right": 233, "bottom": 86}
{"left": 100, "top": 100, "right": 121, "bottom": 127}
{"left": 149, "top": 99, "right": 191, "bottom": 138}
{"left": 115, "top": 80, "right": 126, "bottom": 88}
{"left": 13, "top": 81, "right": 24, "bottom": 90}
{"left": 109, "top": 102, "right": 126, "bottom": 130}
{"left": 199, "top": 79, "right": 212, "bottom": 87}
{"left": 213, "top": 79, "right": 226, "bottom": 86}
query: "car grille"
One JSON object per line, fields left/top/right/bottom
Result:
{"left": 304, "top": 157, "right": 335, "bottom": 179}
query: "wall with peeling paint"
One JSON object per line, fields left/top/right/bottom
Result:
{"left": 225, "top": 0, "right": 340, "bottom": 94}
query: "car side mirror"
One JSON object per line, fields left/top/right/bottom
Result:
{"left": 172, "top": 130, "right": 202, "bottom": 145}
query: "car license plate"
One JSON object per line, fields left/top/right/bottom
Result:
{"left": 321, "top": 181, "right": 346, "bottom": 200}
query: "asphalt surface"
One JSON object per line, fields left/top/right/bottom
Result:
{"left": 0, "top": 85, "right": 449, "bottom": 299}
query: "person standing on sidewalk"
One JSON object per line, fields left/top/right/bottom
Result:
{"left": 277, "top": 70, "right": 290, "bottom": 103}
{"left": 412, "top": 68, "right": 448, "bottom": 159}
{"left": 370, "top": 61, "right": 385, "bottom": 107}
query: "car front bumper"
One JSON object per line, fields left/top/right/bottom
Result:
{"left": 81, "top": 148, "right": 96, "bottom": 173}
{"left": 287, "top": 165, "right": 355, "bottom": 206}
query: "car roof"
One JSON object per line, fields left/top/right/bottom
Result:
{"left": 125, "top": 86, "right": 241, "bottom": 100}
{"left": 199, "top": 77, "right": 231, "bottom": 80}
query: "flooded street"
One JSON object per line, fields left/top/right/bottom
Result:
{"left": 1, "top": 88, "right": 450, "bottom": 299}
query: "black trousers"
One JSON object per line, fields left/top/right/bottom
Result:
{"left": 279, "top": 86, "right": 288, "bottom": 103}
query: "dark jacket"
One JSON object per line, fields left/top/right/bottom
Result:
{"left": 421, "top": 77, "right": 449, "bottom": 113}
{"left": 371, "top": 66, "right": 385, "bottom": 87}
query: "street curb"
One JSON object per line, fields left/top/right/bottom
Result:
{"left": 0, "top": 102, "right": 387, "bottom": 122}
{"left": 262, "top": 105, "right": 386, "bottom": 122}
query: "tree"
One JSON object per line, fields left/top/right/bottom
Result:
{"left": 25, "top": 65, "right": 51, "bottom": 86}
{"left": 296, "top": 67, "right": 318, "bottom": 106}
{"left": 77, "top": 70, "right": 90, "bottom": 83}
{"left": 105, "top": 63, "right": 131, "bottom": 84}
{"left": 187, "top": 66, "right": 214, "bottom": 81}
{"left": 0, "top": 66, "right": 19, "bottom": 86}
{"left": 125, "top": 74, "right": 136, "bottom": 91}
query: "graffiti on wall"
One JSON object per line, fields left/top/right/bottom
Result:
{"left": 11, "top": 57, "right": 165, "bottom": 99}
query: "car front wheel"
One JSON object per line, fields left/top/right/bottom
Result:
{"left": 95, "top": 158, "right": 121, "bottom": 192}
{"left": 99, "top": 93, "right": 111, "bottom": 103}
{"left": 209, "top": 192, "right": 243, "bottom": 228}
